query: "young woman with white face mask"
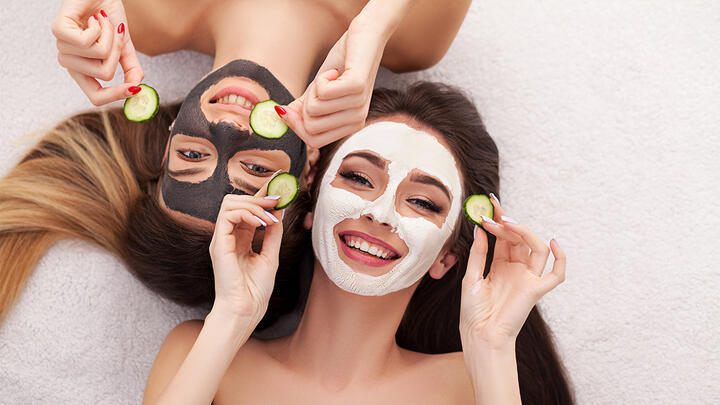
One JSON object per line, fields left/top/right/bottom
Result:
{"left": 144, "top": 83, "right": 574, "bottom": 404}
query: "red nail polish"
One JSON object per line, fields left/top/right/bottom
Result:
{"left": 117, "top": 23, "right": 125, "bottom": 34}
{"left": 274, "top": 106, "right": 286, "bottom": 116}
{"left": 100, "top": 10, "right": 107, "bottom": 18}
{"left": 93, "top": 14, "right": 99, "bottom": 21}
{"left": 128, "top": 86, "right": 141, "bottom": 95}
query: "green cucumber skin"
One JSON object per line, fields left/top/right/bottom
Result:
{"left": 123, "top": 84, "right": 159, "bottom": 123}
{"left": 250, "top": 100, "right": 288, "bottom": 139}
{"left": 268, "top": 173, "right": 299, "bottom": 209}
{"left": 463, "top": 194, "right": 494, "bottom": 225}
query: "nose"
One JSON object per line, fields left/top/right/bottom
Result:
{"left": 362, "top": 214, "right": 394, "bottom": 229}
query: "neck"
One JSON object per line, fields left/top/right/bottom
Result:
{"left": 207, "top": 2, "right": 346, "bottom": 98}
{"left": 284, "top": 259, "right": 417, "bottom": 388}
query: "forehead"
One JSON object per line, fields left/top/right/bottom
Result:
{"left": 334, "top": 121, "right": 461, "bottom": 187}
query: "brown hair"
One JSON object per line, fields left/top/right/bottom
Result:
{"left": 0, "top": 103, "right": 300, "bottom": 327}
{"left": 298, "top": 82, "right": 576, "bottom": 404}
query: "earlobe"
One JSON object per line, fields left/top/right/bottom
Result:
{"left": 428, "top": 251, "right": 458, "bottom": 279}
{"left": 300, "top": 146, "right": 320, "bottom": 190}
{"left": 161, "top": 134, "right": 172, "bottom": 167}
{"left": 303, "top": 211, "right": 314, "bottom": 230}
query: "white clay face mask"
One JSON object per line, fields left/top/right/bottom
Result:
{"left": 311, "top": 121, "right": 462, "bottom": 296}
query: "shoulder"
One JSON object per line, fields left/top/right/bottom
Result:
{"left": 383, "top": 0, "right": 472, "bottom": 72}
{"left": 406, "top": 351, "right": 475, "bottom": 404}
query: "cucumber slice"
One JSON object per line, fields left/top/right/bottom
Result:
{"left": 250, "top": 100, "right": 288, "bottom": 139}
{"left": 123, "top": 84, "right": 159, "bottom": 123}
{"left": 267, "top": 173, "right": 299, "bottom": 209}
{"left": 463, "top": 194, "right": 494, "bottom": 225}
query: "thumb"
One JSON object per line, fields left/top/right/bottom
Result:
{"left": 279, "top": 97, "right": 310, "bottom": 143}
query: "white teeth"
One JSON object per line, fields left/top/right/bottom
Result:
{"left": 344, "top": 236, "right": 394, "bottom": 260}
{"left": 228, "top": 94, "right": 238, "bottom": 104}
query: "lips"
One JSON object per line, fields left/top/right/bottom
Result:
{"left": 209, "top": 86, "right": 262, "bottom": 111}
{"left": 337, "top": 230, "right": 402, "bottom": 268}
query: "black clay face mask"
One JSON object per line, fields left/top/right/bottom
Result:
{"left": 161, "top": 59, "right": 306, "bottom": 223}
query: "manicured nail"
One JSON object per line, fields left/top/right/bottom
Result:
{"left": 481, "top": 215, "right": 497, "bottom": 226}
{"left": 274, "top": 106, "right": 286, "bottom": 116}
{"left": 471, "top": 279, "right": 483, "bottom": 295}
{"left": 489, "top": 192, "right": 499, "bottom": 204}
{"left": 93, "top": 14, "right": 99, "bottom": 21}
{"left": 501, "top": 215, "right": 518, "bottom": 224}
{"left": 100, "top": 10, "right": 107, "bottom": 18}
{"left": 473, "top": 224, "right": 478, "bottom": 237}
{"left": 128, "top": 86, "right": 141, "bottom": 95}
{"left": 281, "top": 209, "right": 285, "bottom": 220}
{"left": 253, "top": 215, "right": 267, "bottom": 227}
{"left": 552, "top": 234, "right": 561, "bottom": 247}
{"left": 264, "top": 195, "right": 281, "bottom": 200}
{"left": 265, "top": 211, "right": 279, "bottom": 223}
{"left": 117, "top": 23, "right": 125, "bottom": 35}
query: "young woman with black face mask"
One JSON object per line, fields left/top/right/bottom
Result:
{"left": 0, "top": 0, "right": 471, "bottom": 323}
{"left": 144, "top": 83, "right": 574, "bottom": 404}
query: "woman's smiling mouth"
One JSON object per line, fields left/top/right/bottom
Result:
{"left": 337, "top": 230, "right": 402, "bottom": 267}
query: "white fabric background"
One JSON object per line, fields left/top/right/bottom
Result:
{"left": 1, "top": 1, "right": 719, "bottom": 403}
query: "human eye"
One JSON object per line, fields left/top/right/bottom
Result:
{"left": 243, "top": 163, "right": 271, "bottom": 174}
{"left": 407, "top": 197, "right": 442, "bottom": 213}
{"left": 339, "top": 171, "right": 373, "bottom": 188}
{"left": 177, "top": 150, "right": 208, "bottom": 161}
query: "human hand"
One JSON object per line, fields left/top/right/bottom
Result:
{"left": 459, "top": 195, "right": 567, "bottom": 350}
{"left": 208, "top": 174, "right": 285, "bottom": 326}
{"left": 278, "top": 17, "right": 388, "bottom": 148}
{"left": 52, "top": 0, "right": 143, "bottom": 106}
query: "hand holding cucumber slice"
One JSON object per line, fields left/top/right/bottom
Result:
{"left": 123, "top": 84, "right": 159, "bottom": 122}
{"left": 250, "top": 100, "right": 289, "bottom": 139}
{"left": 463, "top": 194, "right": 494, "bottom": 225}
{"left": 267, "top": 173, "right": 299, "bottom": 209}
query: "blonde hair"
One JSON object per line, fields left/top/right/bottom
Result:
{"left": 0, "top": 106, "right": 174, "bottom": 322}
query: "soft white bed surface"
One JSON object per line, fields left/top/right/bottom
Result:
{"left": 1, "top": 1, "right": 719, "bottom": 403}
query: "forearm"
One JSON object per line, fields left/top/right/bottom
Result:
{"left": 354, "top": 0, "right": 419, "bottom": 41}
{"left": 462, "top": 339, "right": 522, "bottom": 405}
{"left": 151, "top": 310, "right": 254, "bottom": 405}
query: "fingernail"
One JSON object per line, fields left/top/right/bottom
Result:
{"left": 265, "top": 211, "right": 279, "bottom": 223}
{"left": 117, "top": 23, "right": 125, "bottom": 35}
{"left": 501, "top": 215, "right": 518, "bottom": 224}
{"left": 473, "top": 224, "right": 478, "bottom": 238}
{"left": 274, "top": 106, "right": 286, "bottom": 116}
{"left": 264, "top": 195, "right": 281, "bottom": 200}
{"left": 93, "top": 14, "right": 99, "bottom": 21}
{"left": 481, "top": 215, "right": 497, "bottom": 226}
{"left": 281, "top": 209, "right": 285, "bottom": 220}
{"left": 253, "top": 215, "right": 267, "bottom": 227}
{"left": 489, "top": 192, "right": 499, "bottom": 204}
{"left": 552, "top": 234, "right": 561, "bottom": 247}
{"left": 100, "top": 9, "right": 107, "bottom": 18}
{"left": 471, "top": 279, "right": 483, "bottom": 295}
{"left": 128, "top": 86, "right": 141, "bottom": 95}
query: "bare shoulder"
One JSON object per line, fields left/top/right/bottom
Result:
{"left": 124, "top": 0, "right": 214, "bottom": 56}
{"left": 143, "top": 320, "right": 205, "bottom": 404}
{"left": 404, "top": 350, "right": 475, "bottom": 404}
{"left": 383, "top": 0, "right": 473, "bottom": 72}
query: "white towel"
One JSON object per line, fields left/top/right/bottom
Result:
{"left": 1, "top": 1, "right": 719, "bottom": 403}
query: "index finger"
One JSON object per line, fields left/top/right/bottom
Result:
{"left": 52, "top": 15, "right": 102, "bottom": 48}
{"left": 119, "top": 38, "right": 144, "bottom": 84}
{"left": 254, "top": 170, "right": 284, "bottom": 198}
{"left": 463, "top": 226, "right": 489, "bottom": 288}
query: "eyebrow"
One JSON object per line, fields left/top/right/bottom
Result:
{"left": 409, "top": 173, "right": 451, "bottom": 201}
{"left": 230, "top": 177, "right": 260, "bottom": 195}
{"left": 343, "top": 151, "right": 387, "bottom": 169}
{"left": 167, "top": 168, "right": 205, "bottom": 177}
